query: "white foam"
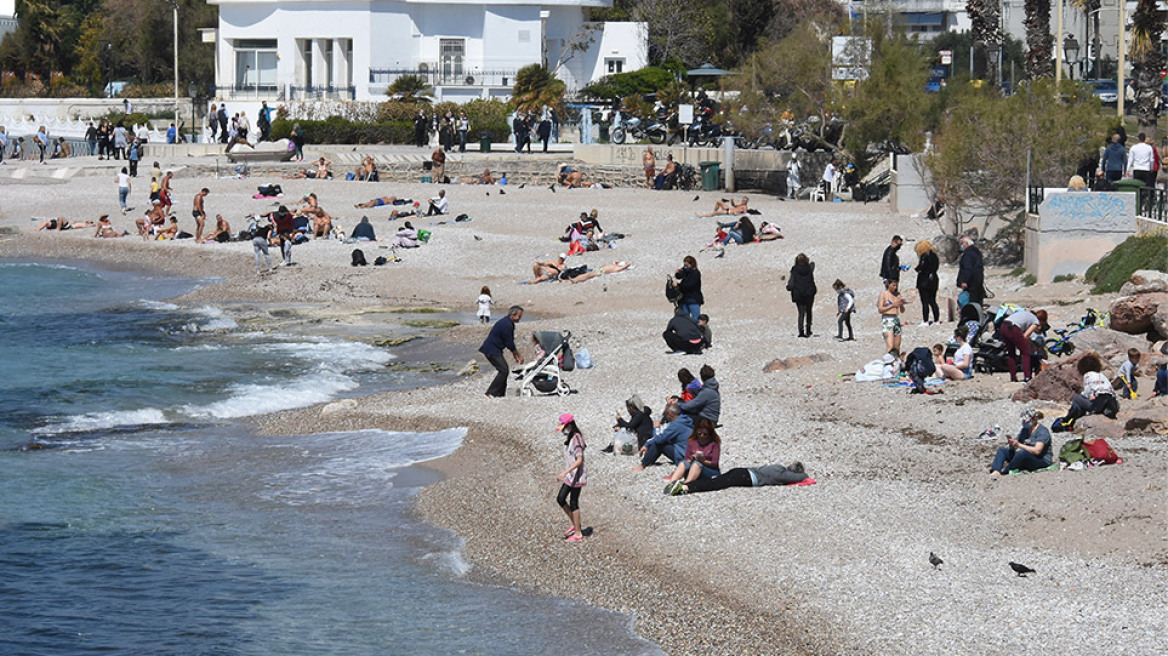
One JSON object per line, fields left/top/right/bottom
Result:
{"left": 183, "top": 371, "right": 360, "bottom": 419}
{"left": 136, "top": 299, "right": 180, "bottom": 312}
{"left": 421, "top": 544, "right": 473, "bottom": 577}
{"left": 190, "top": 305, "right": 238, "bottom": 331}
{"left": 34, "top": 408, "right": 169, "bottom": 436}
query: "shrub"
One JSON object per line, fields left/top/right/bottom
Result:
{"left": 269, "top": 116, "right": 514, "bottom": 145}
{"left": 1084, "top": 235, "right": 1168, "bottom": 293}
{"left": 581, "top": 66, "right": 678, "bottom": 99}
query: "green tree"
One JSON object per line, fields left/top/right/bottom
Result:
{"left": 387, "top": 74, "right": 433, "bottom": 101}
{"left": 1129, "top": 0, "right": 1164, "bottom": 135}
{"left": 845, "top": 35, "right": 933, "bottom": 155}
{"left": 510, "top": 64, "right": 566, "bottom": 114}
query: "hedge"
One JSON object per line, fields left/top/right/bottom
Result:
{"left": 270, "top": 116, "right": 511, "bottom": 145}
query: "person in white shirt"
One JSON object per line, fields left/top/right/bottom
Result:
{"left": 786, "top": 153, "right": 801, "bottom": 199}
{"left": 1127, "top": 132, "right": 1157, "bottom": 188}
{"left": 821, "top": 158, "right": 837, "bottom": 200}
{"left": 427, "top": 189, "right": 449, "bottom": 216}
{"left": 116, "top": 167, "right": 131, "bottom": 213}
{"left": 936, "top": 325, "right": 973, "bottom": 380}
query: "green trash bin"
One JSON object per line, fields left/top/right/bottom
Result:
{"left": 479, "top": 132, "right": 491, "bottom": 153}
{"left": 1114, "top": 178, "right": 1146, "bottom": 193}
{"left": 599, "top": 124, "right": 609, "bottom": 143}
{"left": 699, "top": 161, "right": 722, "bottom": 191}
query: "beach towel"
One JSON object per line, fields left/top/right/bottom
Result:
{"left": 1007, "top": 463, "right": 1060, "bottom": 476}
{"left": 789, "top": 478, "right": 816, "bottom": 486}
{"left": 854, "top": 360, "right": 886, "bottom": 382}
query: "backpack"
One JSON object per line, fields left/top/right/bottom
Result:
{"left": 1083, "top": 438, "right": 1120, "bottom": 464}
{"left": 351, "top": 249, "right": 368, "bottom": 266}
{"left": 665, "top": 277, "right": 681, "bottom": 304}
{"left": 992, "top": 303, "right": 1023, "bottom": 328}
{"left": 1058, "top": 438, "right": 1089, "bottom": 464}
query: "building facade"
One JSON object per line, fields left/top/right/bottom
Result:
{"left": 207, "top": 0, "right": 646, "bottom": 102}
{"left": 0, "top": 0, "right": 18, "bottom": 40}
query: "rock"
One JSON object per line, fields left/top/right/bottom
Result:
{"left": 933, "top": 235, "right": 960, "bottom": 264}
{"left": 1068, "top": 328, "right": 1152, "bottom": 358}
{"left": 1125, "top": 404, "right": 1168, "bottom": 435}
{"left": 1073, "top": 414, "right": 1126, "bottom": 439}
{"left": 982, "top": 235, "right": 1023, "bottom": 267}
{"left": 1109, "top": 293, "right": 1168, "bottom": 334}
{"left": 321, "top": 398, "right": 358, "bottom": 416}
{"left": 1152, "top": 303, "right": 1168, "bottom": 340}
{"left": 763, "top": 353, "right": 832, "bottom": 372}
{"left": 457, "top": 359, "right": 479, "bottom": 376}
{"left": 1119, "top": 270, "right": 1168, "bottom": 295}
{"left": 1012, "top": 350, "right": 1113, "bottom": 403}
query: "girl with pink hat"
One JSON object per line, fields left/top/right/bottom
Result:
{"left": 556, "top": 413, "right": 587, "bottom": 543}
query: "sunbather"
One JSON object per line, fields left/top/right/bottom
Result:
{"left": 354, "top": 196, "right": 411, "bottom": 209}
{"left": 672, "top": 461, "right": 807, "bottom": 494}
{"left": 697, "top": 196, "right": 749, "bottom": 217}
{"left": 37, "top": 217, "right": 96, "bottom": 231}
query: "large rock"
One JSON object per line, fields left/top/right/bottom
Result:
{"left": 1013, "top": 350, "right": 1113, "bottom": 403}
{"left": 1109, "top": 293, "right": 1168, "bottom": 334}
{"left": 1068, "top": 328, "right": 1152, "bottom": 358}
{"left": 1119, "top": 270, "right": 1168, "bottom": 295}
{"left": 1125, "top": 404, "right": 1168, "bottom": 435}
{"left": 1073, "top": 414, "right": 1126, "bottom": 440}
{"left": 763, "top": 352, "right": 832, "bottom": 372}
{"left": 1152, "top": 303, "right": 1168, "bottom": 340}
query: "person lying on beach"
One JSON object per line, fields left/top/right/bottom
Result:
{"left": 530, "top": 255, "right": 567, "bottom": 283}
{"left": 696, "top": 196, "right": 749, "bottom": 218}
{"left": 204, "top": 215, "right": 231, "bottom": 243}
{"left": 757, "top": 221, "right": 783, "bottom": 241}
{"left": 93, "top": 215, "right": 126, "bottom": 238}
{"left": 560, "top": 260, "right": 630, "bottom": 284}
{"left": 354, "top": 196, "right": 413, "bottom": 209}
{"left": 473, "top": 169, "right": 495, "bottom": 184}
{"left": 283, "top": 168, "right": 314, "bottom": 179}
{"left": 558, "top": 165, "right": 584, "bottom": 188}
{"left": 670, "top": 461, "right": 808, "bottom": 495}
{"left": 662, "top": 418, "right": 722, "bottom": 494}
{"left": 37, "top": 217, "right": 97, "bottom": 231}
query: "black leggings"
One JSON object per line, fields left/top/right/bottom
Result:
{"left": 556, "top": 484, "right": 581, "bottom": 511}
{"left": 837, "top": 312, "right": 853, "bottom": 339}
{"left": 919, "top": 285, "right": 939, "bottom": 323}
{"left": 686, "top": 468, "right": 753, "bottom": 493}
{"left": 796, "top": 302, "right": 813, "bottom": 336}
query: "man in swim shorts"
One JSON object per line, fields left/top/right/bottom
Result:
{"left": 643, "top": 147, "right": 656, "bottom": 189}
{"left": 354, "top": 196, "right": 411, "bottom": 209}
{"left": 192, "top": 188, "right": 209, "bottom": 242}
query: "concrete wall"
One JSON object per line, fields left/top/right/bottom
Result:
{"left": 1025, "top": 191, "right": 1137, "bottom": 283}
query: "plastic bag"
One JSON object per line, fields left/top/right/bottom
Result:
{"left": 574, "top": 347, "right": 593, "bottom": 369}
{"left": 613, "top": 429, "right": 637, "bottom": 456}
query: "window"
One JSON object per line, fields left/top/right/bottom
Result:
{"left": 440, "top": 39, "right": 465, "bottom": 84}
{"left": 606, "top": 58, "right": 624, "bottom": 74}
{"left": 235, "top": 39, "right": 278, "bottom": 90}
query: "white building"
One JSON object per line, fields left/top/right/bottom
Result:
{"left": 206, "top": 0, "right": 647, "bottom": 103}
{"left": 0, "top": 0, "right": 18, "bottom": 40}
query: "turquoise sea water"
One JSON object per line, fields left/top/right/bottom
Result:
{"left": 0, "top": 261, "right": 661, "bottom": 655}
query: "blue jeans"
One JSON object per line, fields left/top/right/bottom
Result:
{"left": 640, "top": 441, "right": 683, "bottom": 467}
{"left": 679, "top": 302, "right": 701, "bottom": 322}
{"left": 991, "top": 447, "right": 1048, "bottom": 474}
{"left": 118, "top": 186, "right": 129, "bottom": 209}
{"left": 722, "top": 229, "right": 744, "bottom": 245}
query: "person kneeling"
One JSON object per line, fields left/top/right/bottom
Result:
{"left": 663, "top": 306, "right": 704, "bottom": 354}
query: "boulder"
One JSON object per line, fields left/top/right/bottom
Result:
{"left": 1073, "top": 414, "right": 1126, "bottom": 440}
{"left": 763, "top": 352, "right": 832, "bottom": 372}
{"left": 321, "top": 398, "right": 358, "bottom": 416}
{"left": 1012, "top": 350, "right": 1113, "bottom": 403}
{"left": 1119, "top": 270, "right": 1168, "bottom": 295}
{"left": 1125, "top": 404, "right": 1168, "bottom": 435}
{"left": 1109, "top": 293, "right": 1168, "bottom": 334}
{"left": 1153, "top": 303, "right": 1168, "bottom": 340}
{"left": 1068, "top": 328, "right": 1152, "bottom": 358}
{"left": 933, "top": 235, "right": 960, "bottom": 264}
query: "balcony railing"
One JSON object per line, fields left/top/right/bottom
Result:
{"left": 290, "top": 85, "right": 356, "bottom": 101}
{"left": 217, "top": 84, "right": 285, "bottom": 100}
{"left": 216, "top": 85, "right": 356, "bottom": 101}
{"left": 370, "top": 67, "right": 520, "bottom": 89}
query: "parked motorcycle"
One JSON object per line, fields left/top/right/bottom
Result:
{"left": 610, "top": 112, "right": 668, "bottom": 145}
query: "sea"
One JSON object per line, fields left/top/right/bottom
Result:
{"left": 0, "top": 260, "right": 662, "bottom": 655}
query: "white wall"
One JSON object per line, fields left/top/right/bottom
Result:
{"left": 0, "top": 0, "right": 14, "bottom": 16}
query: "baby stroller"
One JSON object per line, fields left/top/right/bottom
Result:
{"left": 972, "top": 305, "right": 1042, "bottom": 376}
{"left": 516, "top": 331, "right": 574, "bottom": 396}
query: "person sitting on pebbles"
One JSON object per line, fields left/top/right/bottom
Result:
{"left": 93, "top": 215, "right": 126, "bottom": 238}
{"left": 203, "top": 215, "right": 232, "bottom": 243}
{"left": 390, "top": 221, "right": 422, "bottom": 248}
{"left": 989, "top": 408, "right": 1052, "bottom": 477}
{"left": 663, "top": 418, "right": 722, "bottom": 494}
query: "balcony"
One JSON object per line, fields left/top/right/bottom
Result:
{"left": 216, "top": 85, "right": 356, "bottom": 101}
{"left": 369, "top": 66, "right": 520, "bottom": 90}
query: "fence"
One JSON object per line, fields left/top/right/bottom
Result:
{"left": 1027, "top": 185, "right": 1045, "bottom": 214}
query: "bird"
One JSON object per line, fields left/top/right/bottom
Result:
{"left": 929, "top": 552, "right": 943, "bottom": 569}
{"left": 549, "top": 184, "right": 556, "bottom": 193}
{"left": 485, "top": 192, "right": 490, "bottom": 197}
{"left": 519, "top": 183, "right": 526, "bottom": 189}
{"left": 714, "top": 248, "right": 725, "bottom": 259}
{"left": 1009, "top": 562, "right": 1036, "bottom": 577}
{"left": 473, "top": 235, "right": 482, "bottom": 241}
{"left": 499, "top": 189, "right": 505, "bottom": 195}
{"left": 693, "top": 195, "right": 700, "bottom": 201}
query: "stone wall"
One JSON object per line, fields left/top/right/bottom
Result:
{"left": 1025, "top": 191, "right": 1137, "bottom": 283}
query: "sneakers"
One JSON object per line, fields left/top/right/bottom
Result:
{"left": 664, "top": 480, "right": 683, "bottom": 495}
{"left": 669, "top": 481, "right": 687, "bottom": 496}
{"left": 919, "top": 322, "right": 930, "bottom": 327}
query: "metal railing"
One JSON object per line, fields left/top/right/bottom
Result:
{"left": 217, "top": 84, "right": 286, "bottom": 100}
{"left": 1137, "top": 186, "right": 1168, "bottom": 223}
{"left": 370, "top": 67, "right": 520, "bottom": 89}
{"left": 289, "top": 85, "right": 356, "bottom": 101}
{"left": 1027, "top": 185, "right": 1045, "bottom": 214}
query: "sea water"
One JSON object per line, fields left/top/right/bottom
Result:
{"left": 0, "top": 261, "right": 661, "bottom": 655}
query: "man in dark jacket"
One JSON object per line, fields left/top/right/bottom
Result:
{"left": 634, "top": 404, "right": 692, "bottom": 469}
{"left": 678, "top": 364, "right": 720, "bottom": 424}
{"left": 956, "top": 235, "right": 986, "bottom": 306}
{"left": 1101, "top": 134, "right": 1126, "bottom": 181}
{"left": 880, "top": 235, "right": 903, "bottom": 282}
{"left": 217, "top": 105, "right": 228, "bottom": 144}
{"left": 538, "top": 117, "right": 552, "bottom": 152}
{"left": 675, "top": 256, "right": 703, "bottom": 321}
{"left": 663, "top": 307, "right": 705, "bottom": 354}
{"left": 479, "top": 306, "right": 525, "bottom": 397}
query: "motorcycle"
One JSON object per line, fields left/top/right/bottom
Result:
{"left": 610, "top": 112, "right": 668, "bottom": 145}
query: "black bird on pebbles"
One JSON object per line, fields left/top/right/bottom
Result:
{"left": 1009, "top": 562, "right": 1036, "bottom": 577}
{"left": 929, "top": 552, "right": 943, "bottom": 569}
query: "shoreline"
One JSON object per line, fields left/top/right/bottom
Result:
{"left": 4, "top": 163, "right": 1166, "bottom": 655}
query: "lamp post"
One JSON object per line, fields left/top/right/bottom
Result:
{"left": 1063, "top": 36, "right": 1081, "bottom": 80}
{"left": 188, "top": 83, "right": 198, "bottom": 143}
{"left": 168, "top": 0, "right": 179, "bottom": 138}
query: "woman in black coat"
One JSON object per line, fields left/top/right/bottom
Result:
{"left": 787, "top": 253, "right": 817, "bottom": 337}
{"left": 675, "top": 255, "right": 703, "bottom": 321}
{"left": 613, "top": 395, "right": 654, "bottom": 450}
{"left": 914, "top": 240, "right": 940, "bottom": 326}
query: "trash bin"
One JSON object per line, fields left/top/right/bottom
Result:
{"left": 479, "top": 132, "right": 491, "bottom": 153}
{"left": 1115, "top": 178, "right": 1146, "bottom": 193}
{"left": 599, "top": 124, "right": 609, "bottom": 143}
{"left": 699, "top": 161, "right": 721, "bottom": 191}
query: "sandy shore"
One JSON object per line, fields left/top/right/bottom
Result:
{"left": 3, "top": 150, "right": 1166, "bottom": 655}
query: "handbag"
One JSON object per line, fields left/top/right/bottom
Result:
{"left": 1082, "top": 438, "right": 1120, "bottom": 464}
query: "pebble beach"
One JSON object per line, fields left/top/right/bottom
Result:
{"left": 2, "top": 149, "right": 1165, "bottom": 655}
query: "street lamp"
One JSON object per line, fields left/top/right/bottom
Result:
{"left": 188, "top": 83, "right": 198, "bottom": 143}
{"left": 1064, "top": 36, "right": 1081, "bottom": 80}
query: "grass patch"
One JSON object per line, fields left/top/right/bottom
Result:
{"left": 402, "top": 318, "right": 460, "bottom": 329}
{"left": 1007, "top": 267, "right": 1027, "bottom": 277}
{"left": 1084, "top": 235, "right": 1168, "bottom": 293}
{"left": 1052, "top": 274, "right": 1077, "bottom": 283}
{"left": 374, "top": 335, "right": 421, "bottom": 347}
{"left": 1053, "top": 298, "right": 1084, "bottom": 306}
{"left": 388, "top": 307, "right": 451, "bottom": 314}
{"left": 1021, "top": 274, "right": 1037, "bottom": 286}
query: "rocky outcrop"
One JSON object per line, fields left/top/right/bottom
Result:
{"left": 1125, "top": 404, "right": 1168, "bottom": 435}
{"left": 1073, "top": 415, "right": 1126, "bottom": 440}
{"left": 1118, "top": 270, "right": 1168, "bottom": 295}
{"left": 764, "top": 353, "right": 832, "bottom": 372}
{"left": 1012, "top": 350, "right": 1113, "bottom": 403}
{"left": 1109, "top": 293, "right": 1168, "bottom": 334}
{"left": 1068, "top": 328, "right": 1151, "bottom": 358}
{"left": 1152, "top": 304, "right": 1168, "bottom": 341}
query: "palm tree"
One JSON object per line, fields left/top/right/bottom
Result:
{"left": 510, "top": 64, "right": 566, "bottom": 114}
{"left": 967, "top": 0, "right": 1004, "bottom": 84}
{"left": 1024, "top": 0, "right": 1054, "bottom": 78}
{"left": 387, "top": 74, "right": 433, "bottom": 102}
{"left": 1129, "top": 0, "right": 1164, "bottom": 134}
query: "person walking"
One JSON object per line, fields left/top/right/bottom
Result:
{"left": 914, "top": 239, "right": 940, "bottom": 326}
{"left": 1101, "top": 134, "right": 1126, "bottom": 182}
{"left": 880, "top": 235, "right": 903, "bottom": 283}
{"left": 208, "top": 103, "right": 219, "bottom": 142}
{"left": 127, "top": 139, "right": 140, "bottom": 177}
{"left": 786, "top": 153, "right": 801, "bottom": 199}
{"left": 457, "top": 112, "right": 469, "bottom": 153}
{"left": 217, "top": 105, "right": 229, "bottom": 144}
{"left": 556, "top": 413, "right": 587, "bottom": 543}
{"left": 252, "top": 217, "right": 275, "bottom": 274}
{"left": 258, "top": 101, "right": 272, "bottom": 142}
{"left": 787, "top": 253, "right": 817, "bottom": 338}
{"left": 538, "top": 116, "right": 552, "bottom": 152}
{"left": 413, "top": 110, "right": 428, "bottom": 148}
{"left": 84, "top": 122, "right": 97, "bottom": 156}
{"left": 833, "top": 279, "right": 855, "bottom": 341}
{"left": 34, "top": 125, "right": 48, "bottom": 163}
{"left": 479, "top": 306, "right": 525, "bottom": 398}
{"left": 290, "top": 123, "right": 305, "bottom": 161}
{"left": 513, "top": 113, "right": 528, "bottom": 153}
{"left": 116, "top": 167, "right": 131, "bottom": 213}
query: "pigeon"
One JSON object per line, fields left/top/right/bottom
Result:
{"left": 473, "top": 235, "right": 482, "bottom": 241}
{"left": 486, "top": 192, "right": 490, "bottom": 197}
{"left": 499, "top": 189, "right": 505, "bottom": 195}
{"left": 929, "top": 552, "right": 943, "bottom": 569}
{"left": 693, "top": 195, "right": 700, "bottom": 201}
{"left": 549, "top": 184, "right": 556, "bottom": 193}
{"left": 1009, "top": 562, "right": 1036, "bottom": 577}
{"left": 519, "top": 183, "right": 526, "bottom": 189}
{"left": 714, "top": 248, "right": 725, "bottom": 259}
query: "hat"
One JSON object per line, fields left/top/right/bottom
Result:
{"left": 1020, "top": 407, "right": 1040, "bottom": 423}
{"left": 882, "top": 353, "right": 895, "bottom": 364}
{"left": 559, "top": 253, "right": 567, "bottom": 260}
{"left": 557, "top": 413, "right": 575, "bottom": 430}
